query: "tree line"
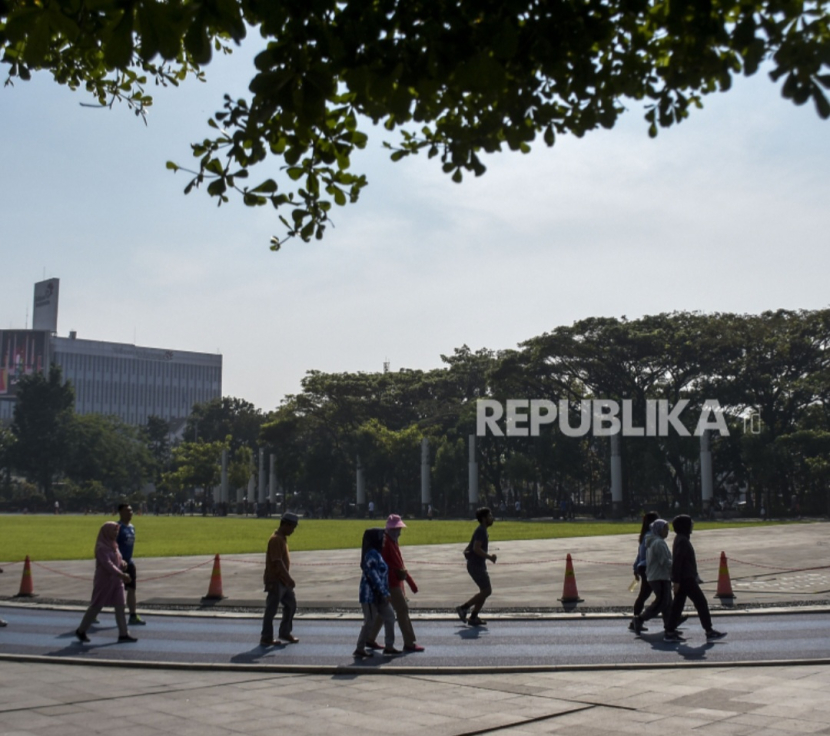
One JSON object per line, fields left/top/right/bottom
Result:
{"left": 1, "top": 309, "right": 828, "bottom": 517}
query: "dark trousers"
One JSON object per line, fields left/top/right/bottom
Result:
{"left": 668, "top": 578, "right": 712, "bottom": 631}
{"left": 633, "top": 572, "right": 652, "bottom": 616}
{"left": 641, "top": 579, "right": 672, "bottom": 629}
{"left": 261, "top": 584, "right": 297, "bottom": 640}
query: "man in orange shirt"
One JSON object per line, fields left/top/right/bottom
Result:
{"left": 367, "top": 514, "right": 424, "bottom": 652}
{"left": 260, "top": 512, "right": 299, "bottom": 646}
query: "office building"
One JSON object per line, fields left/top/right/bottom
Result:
{"left": 0, "top": 279, "right": 222, "bottom": 426}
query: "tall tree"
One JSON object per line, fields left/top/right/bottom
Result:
{"left": 66, "top": 414, "right": 153, "bottom": 497}
{"left": 186, "top": 396, "right": 263, "bottom": 453}
{"left": 163, "top": 439, "right": 225, "bottom": 508}
{"left": 3, "top": 0, "right": 827, "bottom": 246}
{"left": 9, "top": 365, "right": 75, "bottom": 502}
{"left": 143, "top": 415, "right": 172, "bottom": 486}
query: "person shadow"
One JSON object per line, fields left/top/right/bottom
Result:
{"left": 230, "top": 643, "right": 286, "bottom": 663}
{"left": 640, "top": 631, "right": 716, "bottom": 660}
{"left": 456, "top": 625, "right": 487, "bottom": 640}
{"left": 47, "top": 630, "right": 133, "bottom": 657}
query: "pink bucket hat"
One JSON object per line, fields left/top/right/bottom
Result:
{"left": 385, "top": 514, "right": 406, "bottom": 530}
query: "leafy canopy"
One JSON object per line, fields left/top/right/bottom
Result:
{"left": 2, "top": 0, "right": 828, "bottom": 246}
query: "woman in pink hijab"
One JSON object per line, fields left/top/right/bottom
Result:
{"left": 76, "top": 521, "right": 137, "bottom": 643}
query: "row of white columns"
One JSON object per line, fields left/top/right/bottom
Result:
{"left": 213, "top": 448, "right": 282, "bottom": 506}
{"left": 355, "top": 431, "right": 714, "bottom": 515}
{"left": 211, "top": 430, "right": 714, "bottom": 513}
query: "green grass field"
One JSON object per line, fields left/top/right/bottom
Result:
{"left": 0, "top": 514, "right": 773, "bottom": 562}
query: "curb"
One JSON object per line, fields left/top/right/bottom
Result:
{"left": 2, "top": 599, "right": 830, "bottom": 620}
{"left": 1, "top": 651, "right": 830, "bottom": 676}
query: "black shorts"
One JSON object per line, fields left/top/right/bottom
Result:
{"left": 124, "top": 561, "right": 137, "bottom": 590}
{"left": 466, "top": 563, "right": 491, "bottom": 593}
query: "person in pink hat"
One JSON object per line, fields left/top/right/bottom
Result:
{"left": 367, "top": 514, "right": 424, "bottom": 652}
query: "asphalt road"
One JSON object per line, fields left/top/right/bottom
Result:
{"left": 2, "top": 606, "right": 829, "bottom": 670}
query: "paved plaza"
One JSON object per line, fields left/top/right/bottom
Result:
{"left": 1, "top": 520, "right": 829, "bottom": 736}
{"left": 2, "top": 659, "right": 830, "bottom": 736}
{"left": 1, "top": 521, "right": 829, "bottom": 611}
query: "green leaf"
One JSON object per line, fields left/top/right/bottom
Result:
{"left": 104, "top": 11, "right": 134, "bottom": 69}
{"left": 184, "top": 16, "right": 212, "bottom": 66}
{"left": 252, "top": 179, "right": 278, "bottom": 194}
{"left": 207, "top": 179, "right": 227, "bottom": 196}
{"left": 22, "top": 13, "right": 51, "bottom": 66}
{"left": 814, "top": 87, "right": 830, "bottom": 120}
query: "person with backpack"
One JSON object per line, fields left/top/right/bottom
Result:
{"left": 629, "top": 510, "right": 659, "bottom": 631}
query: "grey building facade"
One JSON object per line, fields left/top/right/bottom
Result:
{"left": 0, "top": 279, "right": 222, "bottom": 426}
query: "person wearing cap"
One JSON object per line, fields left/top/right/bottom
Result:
{"left": 260, "top": 512, "right": 300, "bottom": 646}
{"left": 366, "top": 514, "right": 424, "bottom": 652}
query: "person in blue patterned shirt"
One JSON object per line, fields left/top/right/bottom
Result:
{"left": 354, "top": 528, "right": 399, "bottom": 658}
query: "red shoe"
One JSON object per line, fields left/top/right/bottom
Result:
{"left": 403, "top": 644, "right": 425, "bottom": 652}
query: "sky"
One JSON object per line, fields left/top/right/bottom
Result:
{"left": 2, "top": 41, "right": 829, "bottom": 413}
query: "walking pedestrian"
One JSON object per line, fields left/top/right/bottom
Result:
{"left": 456, "top": 507, "right": 497, "bottom": 627}
{"left": 633, "top": 519, "right": 672, "bottom": 635}
{"left": 117, "top": 503, "right": 146, "bottom": 626}
{"left": 260, "top": 512, "right": 300, "bottom": 646}
{"left": 366, "top": 514, "right": 424, "bottom": 652}
{"left": 354, "top": 528, "right": 399, "bottom": 658}
{"left": 664, "top": 514, "right": 727, "bottom": 642}
{"left": 75, "top": 521, "right": 137, "bottom": 643}
{"left": 629, "top": 510, "right": 659, "bottom": 631}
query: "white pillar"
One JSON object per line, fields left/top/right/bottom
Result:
{"left": 701, "top": 430, "right": 713, "bottom": 511}
{"left": 468, "top": 434, "right": 479, "bottom": 509}
{"left": 356, "top": 455, "right": 366, "bottom": 508}
{"left": 420, "top": 437, "right": 431, "bottom": 512}
{"left": 269, "top": 454, "right": 276, "bottom": 507}
{"left": 245, "top": 473, "right": 254, "bottom": 511}
{"left": 610, "top": 431, "right": 623, "bottom": 516}
{"left": 258, "top": 448, "right": 266, "bottom": 503}
{"left": 220, "top": 448, "right": 228, "bottom": 505}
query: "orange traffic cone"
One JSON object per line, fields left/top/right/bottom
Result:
{"left": 202, "top": 554, "right": 224, "bottom": 600}
{"left": 714, "top": 551, "right": 735, "bottom": 603}
{"left": 559, "top": 553, "right": 583, "bottom": 605}
{"left": 15, "top": 556, "right": 35, "bottom": 597}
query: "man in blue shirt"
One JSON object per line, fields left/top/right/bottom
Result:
{"left": 117, "top": 504, "right": 146, "bottom": 626}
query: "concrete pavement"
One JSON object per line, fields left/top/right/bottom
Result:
{"left": 2, "top": 659, "right": 830, "bottom": 736}
{"left": 2, "top": 520, "right": 830, "bottom": 736}
{"left": 1, "top": 521, "right": 829, "bottom": 611}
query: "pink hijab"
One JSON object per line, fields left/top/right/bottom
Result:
{"left": 95, "top": 521, "right": 123, "bottom": 565}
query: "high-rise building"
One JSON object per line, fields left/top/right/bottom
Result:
{"left": 0, "top": 279, "right": 222, "bottom": 426}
